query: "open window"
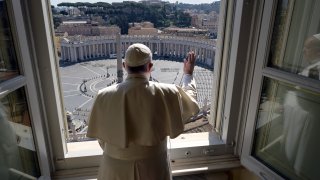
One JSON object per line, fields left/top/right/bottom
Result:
{"left": 42, "top": 0, "right": 243, "bottom": 175}
{"left": 0, "top": 0, "right": 50, "bottom": 178}
{"left": 242, "top": 0, "right": 320, "bottom": 179}
{"left": 6, "top": 0, "right": 269, "bottom": 178}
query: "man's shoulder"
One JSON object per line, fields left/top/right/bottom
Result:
{"left": 150, "top": 81, "right": 180, "bottom": 92}
{"left": 97, "top": 84, "right": 118, "bottom": 95}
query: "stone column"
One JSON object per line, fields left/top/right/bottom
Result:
{"left": 79, "top": 46, "right": 83, "bottom": 61}
{"left": 88, "top": 44, "right": 92, "bottom": 59}
{"left": 64, "top": 47, "right": 67, "bottom": 60}
{"left": 105, "top": 43, "right": 107, "bottom": 55}
{"left": 107, "top": 43, "right": 110, "bottom": 55}
{"left": 156, "top": 42, "right": 159, "bottom": 56}
{"left": 97, "top": 44, "right": 99, "bottom": 57}
{"left": 70, "top": 47, "right": 75, "bottom": 62}
{"left": 174, "top": 43, "right": 177, "bottom": 56}
{"left": 69, "top": 47, "right": 72, "bottom": 61}
{"left": 61, "top": 46, "right": 65, "bottom": 60}
{"left": 167, "top": 43, "right": 169, "bottom": 55}
{"left": 100, "top": 43, "right": 102, "bottom": 57}
{"left": 111, "top": 42, "right": 114, "bottom": 54}
{"left": 199, "top": 47, "right": 203, "bottom": 61}
{"left": 67, "top": 47, "right": 71, "bottom": 61}
{"left": 150, "top": 42, "right": 154, "bottom": 54}
{"left": 84, "top": 45, "right": 87, "bottom": 59}
{"left": 74, "top": 47, "right": 77, "bottom": 62}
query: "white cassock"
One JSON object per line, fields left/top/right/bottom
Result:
{"left": 299, "top": 60, "right": 320, "bottom": 80}
{"left": 87, "top": 73, "right": 200, "bottom": 180}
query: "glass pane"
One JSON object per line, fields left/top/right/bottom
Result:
{"left": 0, "top": 0, "right": 20, "bottom": 82}
{"left": 268, "top": 0, "right": 320, "bottom": 80}
{"left": 51, "top": 0, "right": 222, "bottom": 143}
{"left": 0, "top": 88, "right": 41, "bottom": 179}
{"left": 252, "top": 78, "right": 320, "bottom": 179}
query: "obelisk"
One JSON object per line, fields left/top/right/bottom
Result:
{"left": 116, "top": 33, "right": 123, "bottom": 83}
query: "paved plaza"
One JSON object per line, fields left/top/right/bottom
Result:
{"left": 60, "top": 59, "right": 213, "bottom": 133}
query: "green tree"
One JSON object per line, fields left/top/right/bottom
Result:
{"left": 60, "top": 10, "right": 68, "bottom": 16}
{"left": 53, "top": 17, "right": 62, "bottom": 29}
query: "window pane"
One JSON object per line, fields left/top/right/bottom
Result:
{"left": 252, "top": 77, "right": 320, "bottom": 179}
{"left": 268, "top": 0, "right": 320, "bottom": 80}
{"left": 0, "top": 1, "right": 20, "bottom": 82}
{"left": 52, "top": 1, "right": 221, "bottom": 143}
{"left": 0, "top": 88, "right": 41, "bottom": 179}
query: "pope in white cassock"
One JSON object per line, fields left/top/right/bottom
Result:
{"left": 87, "top": 43, "right": 200, "bottom": 180}
{"left": 300, "top": 33, "right": 320, "bottom": 79}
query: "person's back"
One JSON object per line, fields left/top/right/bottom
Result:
{"left": 87, "top": 43, "right": 199, "bottom": 180}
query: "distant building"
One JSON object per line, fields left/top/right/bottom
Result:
{"left": 191, "top": 14, "right": 202, "bottom": 28}
{"left": 139, "top": 0, "right": 163, "bottom": 5}
{"left": 60, "top": 35, "right": 216, "bottom": 68}
{"left": 56, "top": 21, "right": 120, "bottom": 36}
{"left": 202, "top": 11, "right": 219, "bottom": 34}
{"left": 98, "top": 26, "right": 121, "bottom": 36}
{"left": 162, "top": 27, "right": 209, "bottom": 37}
{"left": 53, "top": 31, "right": 69, "bottom": 60}
{"left": 91, "top": 16, "right": 106, "bottom": 25}
{"left": 128, "top": 22, "right": 158, "bottom": 35}
{"left": 56, "top": 21, "right": 92, "bottom": 36}
{"left": 67, "top": 7, "right": 82, "bottom": 16}
{"left": 191, "top": 11, "right": 219, "bottom": 34}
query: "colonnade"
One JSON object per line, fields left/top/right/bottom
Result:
{"left": 61, "top": 35, "right": 216, "bottom": 67}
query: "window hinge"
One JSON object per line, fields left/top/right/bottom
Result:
{"left": 55, "top": 158, "right": 65, "bottom": 163}
{"left": 230, "top": 140, "right": 236, "bottom": 147}
{"left": 203, "top": 148, "right": 215, "bottom": 155}
{"left": 245, "top": 0, "right": 252, "bottom": 6}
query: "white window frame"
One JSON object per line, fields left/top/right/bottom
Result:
{"left": 0, "top": 0, "right": 51, "bottom": 178}
{"left": 18, "top": 0, "right": 264, "bottom": 178}
{"left": 241, "top": 0, "right": 320, "bottom": 179}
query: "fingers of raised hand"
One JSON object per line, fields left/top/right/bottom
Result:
{"left": 187, "top": 51, "right": 196, "bottom": 64}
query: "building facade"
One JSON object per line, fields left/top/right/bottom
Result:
{"left": 162, "top": 27, "right": 209, "bottom": 37}
{"left": 191, "top": 11, "right": 219, "bottom": 34}
{"left": 60, "top": 35, "right": 216, "bottom": 67}
{"left": 128, "top": 22, "right": 158, "bottom": 35}
{"left": 56, "top": 21, "right": 120, "bottom": 36}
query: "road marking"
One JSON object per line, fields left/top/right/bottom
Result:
{"left": 62, "top": 83, "right": 79, "bottom": 86}
{"left": 61, "top": 76, "right": 86, "bottom": 79}
{"left": 63, "top": 90, "right": 79, "bottom": 93}
{"left": 64, "top": 94, "right": 81, "bottom": 98}
{"left": 99, "top": 67, "right": 108, "bottom": 73}
{"left": 80, "top": 64, "right": 101, "bottom": 76}
{"left": 91, "top": 79, "right": 104, "bottom": 93}
{"left": 76, "top": 98, "right": 93, "bottom": 109}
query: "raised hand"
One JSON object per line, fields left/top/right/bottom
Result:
{"left": 183, "top": 51, "right": 196, "bottom": 75}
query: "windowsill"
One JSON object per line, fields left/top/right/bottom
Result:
{"left": 66, "top": 132, "right": 224, "bottom": 158}
{"left": 66, "top": 141, "right": 102, "bottom": 158}
{"left": 169, "top": 131, "right": 224, "bottom": 148}
{"left": 55, "top": 131, "right": 237, "bottom": 175}
{"left": 54, "top": 132, "right": 239, "bottom": 179}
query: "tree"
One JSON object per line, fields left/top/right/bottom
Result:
{"left": 55, "top": 1, "right": 198, "bottom": 33}
{"left": 60, "top": 10, "right": 69, "bottom": 16}
{"left": 53, "top": 17, "right": 62, "bottom": 29}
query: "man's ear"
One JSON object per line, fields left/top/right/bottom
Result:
{"left": 122, "top": 62, "right": 126, "bottom": 69}
{"left": 148, "top": 62, "right": 153, "bottom": 71}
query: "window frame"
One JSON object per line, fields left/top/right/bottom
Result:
{"left": 0, "top": 0, "right": 51, "bottom": 178}
{"left": 241, "top": 0, "right": 320, "bottom": 179}
{"left": 21, "top": 0, "right": 263, "bottom": 177}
